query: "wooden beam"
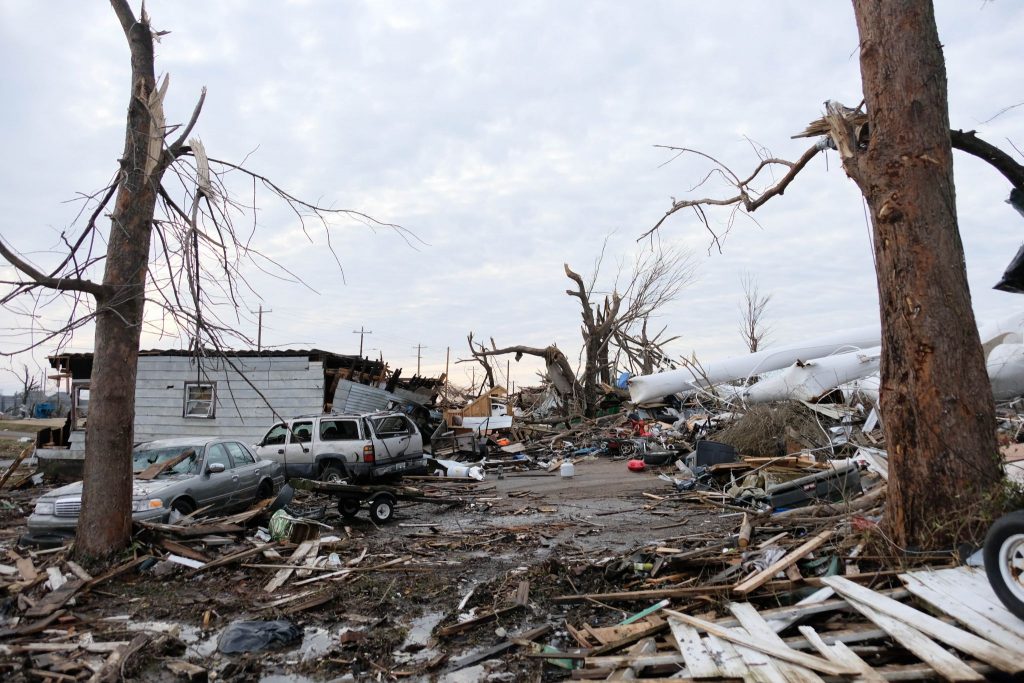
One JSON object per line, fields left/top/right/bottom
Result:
{"left": 662, "top": 609, "right": 855, "bottom": 677}
{"left": 733, "top": 529, "right": 833, "bottom": 594}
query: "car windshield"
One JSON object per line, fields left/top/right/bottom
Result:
{"left": 132, "top": 444, "right": 203, "bottom": 475}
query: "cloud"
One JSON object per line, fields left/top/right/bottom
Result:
{"left": 1, "top": 0, "right": 1022, "bottom": 394}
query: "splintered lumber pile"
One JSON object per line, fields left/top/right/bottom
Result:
{"left": 526, "top": 566, "right": 1022, "bottom": 680}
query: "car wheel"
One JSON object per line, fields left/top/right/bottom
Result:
{"left": 256, "top": 480, "right": 274, "bottom": 501}
{"left": 984, "top": 510, "right": 1024, "bottom": 620}
{"left": 338, "top": 497, "right": 361, "bottom": 518}
{"left": 320, "top": 464, "right": 347, "bottom": 483}
{"left": 369, "top": 494, "right": 396, "bottom": 524}
{"left": 19, "top": 531, "right": 74, "bottom": 549}
{"left": 171, "top": 498, "right": 196, "bottom": 516}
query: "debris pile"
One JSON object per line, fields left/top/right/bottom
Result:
{"left": 1, "top": 390, "right": 1023, "bottom": 680}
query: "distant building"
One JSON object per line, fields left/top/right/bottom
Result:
{"left": 39, "top": 349, "right": 443, "bottom": 462}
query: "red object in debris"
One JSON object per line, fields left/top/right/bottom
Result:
{"left": 627, "top": 459, "right": 646, "bottom": 472}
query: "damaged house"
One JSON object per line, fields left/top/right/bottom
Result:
{"left": 37, "top": 349, "right": 442, "bottom": 473}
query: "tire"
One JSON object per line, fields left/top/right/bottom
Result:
{"left": 369, "top": 494, "right": 396, "bottom": 524}
{"left": 983, "top": 510, "right": 1024, "bottom": 620}
{"left": 20, "top": 531, "right": 74, "bottom": 549}
{"left": 619, "top": 441, "right": 637, "bottom": 457}
{"left": 338, "top": 497, "right": 361, "bottom": 518}
{"left": 320, "top": 464, "right": 347, "bottom": 483}
{"left": 171, "top": 498, "right": 196, "bottom": 516}
{"left": 256, "top": 480, "right": 274, "bottom": 501}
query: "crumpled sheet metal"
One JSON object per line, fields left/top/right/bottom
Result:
{"left": 741, "top": 347, "right": 881, "bottom": 404}
{"left": 627, "top": 325, "right": 881, "bottom": 404}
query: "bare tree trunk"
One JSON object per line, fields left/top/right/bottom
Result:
{"left": 76, "top": 1, "right": 162, "bottom": 559}
{"left": 849, "top": 0, "right": 1001, "bottom": 548}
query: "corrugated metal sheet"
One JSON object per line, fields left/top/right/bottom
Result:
{"left": 335, "top": 382, "right": 394, "bottom": 414}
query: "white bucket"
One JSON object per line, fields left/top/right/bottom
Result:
{"left": 560, "top": 461, "right": 575, "bottom": 478}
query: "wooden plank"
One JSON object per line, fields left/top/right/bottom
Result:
{"left": 0, "top": 445, "right": 33, "bottom": 490}
{"left": 900, "top": 571, "right": 1024, "bottom": 656}
{"left": 908, "top": 567, "right": 1024, "bottom": 634}
{"left": 264, "top": 540, "right": 317, "bottom": 593}
{"left": 607, "top": 636, "right": 658, "bottom": 681}
{"left": 587, "top": 619, "right": 667, "bottom": 657}
{"left": 823, "top": 575, "right": 1022, "bottom": 674}
{"left": 662, "top": 609, "right": 854, "bottom": 676}
{"left": 702, "top": 634, "right": 753, "bottom": 681}
{"left": 839, "top": 595, "right": 983, "bottom": 681}
{"left": 15, "top": 555, "right": 37, "bottom": 582}
{"left": 295, "top": 538, "right": 322, "bottom": 578}
{"left": 159, "top": 539, "right": 209, "bottom": 563}
{"left": 187, "top": 543, "right": 275, "bottom": 575}
{"left": 667, "top": 617, "right": 720, "bottom": 678}
{"left": 136, "top": 448, "right": 194, "bottom": 480}
{"left": 798, "top": 626, "right": 886, "bottom": 683}
{"left": 729, "top": 633, "right": 789, "bottom": 683}
{"left": 738, "top": 513, "right": 753, "bottom": 548}
{"left": 734, "top": 529, "right": 833, "bottom": 594}
{"left": 436, "top": 604, "right": 524, "bottom": 638}
{"left": 24, "top": 579, "right": 85, "bottom": 619}
{"left": 729, "top": 602, "right": 824, "bottom": 683}
{"left": 450, "top": 625, "right": 551, "bottom": 671}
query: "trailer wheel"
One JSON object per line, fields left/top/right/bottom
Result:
{"left": 369, "top": 494, "right": 396, "bottom": 524}
{"left": 338, "top": 497, "right": 361, "bottom": 518}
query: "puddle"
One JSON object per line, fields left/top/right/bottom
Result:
{"left": 392, "top": 612, "right": 444, "bottom": 667}
{"left": 406, "top": 612, "right": 443, "bottom": 647}
{"left": 297, "top": 625, "right": 335, "bottom": 661}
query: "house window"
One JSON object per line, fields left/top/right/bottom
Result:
{"left": 184, "top": 382, "right": 216, "bottom": 419}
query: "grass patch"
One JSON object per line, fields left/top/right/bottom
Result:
{"left": 0, "top": 420, "right": 49, "bottom": 433}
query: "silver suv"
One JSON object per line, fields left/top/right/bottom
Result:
{"left": 253, "top": 411, "right": 427, "bottom": 483}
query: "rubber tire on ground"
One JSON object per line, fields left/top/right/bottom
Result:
{"left": 369, "top": 494, "right": 396, "bottom": 524}
{"left": 619, "top": 441, "right": 637, "bottom": 457}
{"left": 983, "top": 509, "right": 1024, "bottom": 620}
{"left": 171, "top": 498, "right": 196, "bottom": 515}
{"left": 19, "top": 531, "right": 74, "bottom": 550}
{"left": 338, "top": 497, "right": 361, "bottom": 518}
{"left": 320, "top": 465, "right": 346, "bottom": 483}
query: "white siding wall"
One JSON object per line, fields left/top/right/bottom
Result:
{"left": 134, "top": 356, "right": 324, "bottom": 444}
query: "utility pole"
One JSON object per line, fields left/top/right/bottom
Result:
{"left": 256, "top": 305, "right": 272, "bottom": 352}
{"left": 412, "top": 344, "right": 427, "bottom": 375}
{"left": 353, "top": 326, "right": 372, "bottom": 357}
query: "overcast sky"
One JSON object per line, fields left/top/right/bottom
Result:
{"left": 1, "top": 1, "right": 1022, "bottom": 395}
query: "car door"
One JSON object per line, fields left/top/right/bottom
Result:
{"left": 197, "top": 442, "right": 236, "bottom": 511}
{"left": 281, "top": 420, "right": 314, "bottom": 472}
{"left": 369, "top": 414, "right": 415, "bottom": 464}
{"left": 225, "top": 441, "right": 259, "bottom": 508}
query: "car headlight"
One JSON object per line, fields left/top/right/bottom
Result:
{"left": 132, "top": 498, "right": 164, "bottom": 512}
{"left": 33, "top": 501, "right": 55, "bottom": 515}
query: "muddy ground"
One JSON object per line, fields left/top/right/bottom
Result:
{"left": 0, "top": 457, "right": 743, "bottom": 682}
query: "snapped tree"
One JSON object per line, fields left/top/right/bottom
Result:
{"left": 0, "top": 1, "right": 404, "bottom": 560}
{"left": 466, "top": 245, "right": 694, "bottom": 417}
{"left": 645, "top": 0, "right": 1023, "bottom": 549}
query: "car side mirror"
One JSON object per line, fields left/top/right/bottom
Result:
{"left": 207, "top": 462, "right": 226, "bottom": 475}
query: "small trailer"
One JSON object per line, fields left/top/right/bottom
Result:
{"left": 289, "top": 478, "right": 460, "bottom": 524}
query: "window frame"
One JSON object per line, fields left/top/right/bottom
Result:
{"left": 183, "top": 381, "right": 217, "bottom": 419}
